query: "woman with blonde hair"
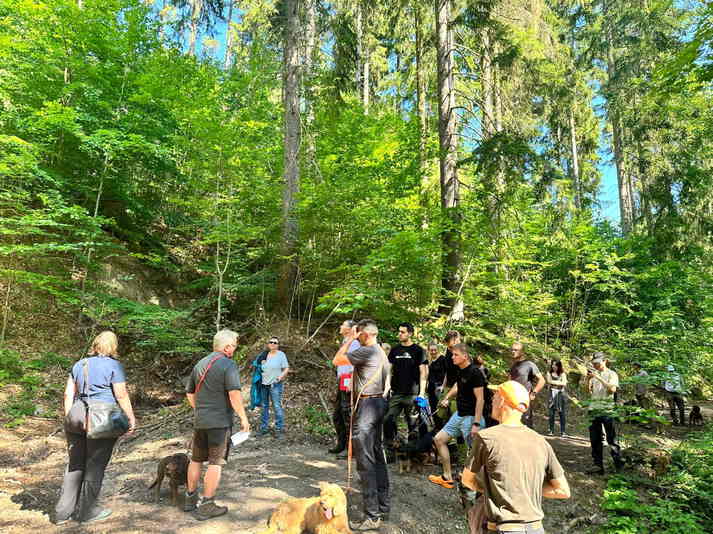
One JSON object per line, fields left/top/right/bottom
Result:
{"left": 54, "top": 331, "right": 136, "bottom": 524}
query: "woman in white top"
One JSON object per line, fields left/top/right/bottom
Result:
{"left": 546, "top": 359, "right": 568, "bottom": 436}
{"left": 259, "top": 337, "right": 289, "bottom": 437}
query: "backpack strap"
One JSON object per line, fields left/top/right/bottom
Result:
{"left": 194, "top": 354, "right": 224, "bottom": 397}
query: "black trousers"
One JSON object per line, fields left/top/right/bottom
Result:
{"left": 55, "top": 432, "right": 117, "bottom": 521}
{"left": 332, "top": 388, "right": 352, "bottom": 450}
{"left": 352, "top": 397, "right": 390, "bottom": 520}
{"left": 589, "top": 415, "right": 622, "bottom": 468}
{"left": 667, "top": 392, "right": 685, "bottom": 424}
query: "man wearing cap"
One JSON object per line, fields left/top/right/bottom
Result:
{"left": 586, "top": 353, "right": 623, "bottom": 475}
{"left": 329, "top": 320, "right": 360, "bottom": 457}
{"left": 461, "top": 380, "right": 570, "bottom": 534}
{"left": 663, "top": 364, "right": 685, "bottom": 425}
{"left": 509, "top": 342, "right": 545, "bottom": 428}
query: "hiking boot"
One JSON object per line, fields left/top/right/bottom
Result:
{"left": 195, "top": 500, "right": 228, "bottom": 521}
{"left": 350, "top": 517, "right": 382, "bottom": 531}
{"left": 585, "top": 465, "right": 605, "bottom": 476}
{"left": 183, "top": 491, "right": 199, "bottom": 512}
{"left": 82, "top": 508, "right": 112, "bottom": 524}
{"left": 328, "top": 445, "right": 345, "bottom": 454}
{"left": 428, "top": 474, "right": 454, "bottom": 489}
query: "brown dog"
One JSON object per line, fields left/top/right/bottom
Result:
{"left": 148, "top": 452, "right": 189, "bottom": 505}
{"left": 261, "top": 482, "right": 351, "bottom": 534}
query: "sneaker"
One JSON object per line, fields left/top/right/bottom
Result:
{"left": 195, "top": 500, "right": 228, "bottom": 521}
{"left": 257, "top": 428, "right": 270, "bottom": 437}
{"left": 336, "top": 451, "right": 348, "bottom": 460}
{"left": 585, "top": 465, "right": 605, "bottom": 476}
{"left": 54, "top": 516, "right": 72, "bottom": 525}
{"left": 328, "top": 445, "right": 345, "bottom": 454}
{"left": 560, "top": 432, "right": 569, "bottom": 438}
{"left": 547, "top": 430, "right": 554, "bottom": 436}
{"left": 183, "top": 491, "right": 199, "bottom": 512}
{"left": 428, "top": 474, "right": 454, "bottom": 489}
{"left": 350, "top": 517, "right": 382, "bottom": 531}
{"left": 82, "top": 508, "right": 112, "bottom": 524}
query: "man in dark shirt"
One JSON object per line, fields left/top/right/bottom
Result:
{"left": 509, "top": 342, "right": 545, "bottom": 428}
{"left": 383, "top": 322, "right": 427, "bottom": 445}
{"left": 462, "top": 380, "right": 570, "bottom": 533}
{"left": 333, "top": 319, "right": 390, "bottom": 531}
{"left": 185, "top": 329, "right": 250, "bottom": 520}
{"left": 428, "top": 344, "right": 485, "bottom": 489}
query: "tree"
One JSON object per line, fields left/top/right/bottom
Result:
{"left": 277, "top": 0, "right": 302, "bottom": 308}
{"left": 435, "top": 0, "right": 462, "bottom": 318}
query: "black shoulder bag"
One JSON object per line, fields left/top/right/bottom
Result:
{"left": 64, "top": 358, "right": 130, "bottom": 439}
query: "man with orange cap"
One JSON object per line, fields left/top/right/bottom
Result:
{"left": 461, "top": 380, "right": 570, "bottom": 534}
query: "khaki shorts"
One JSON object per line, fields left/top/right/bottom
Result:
{"left": 191, "top": 427, "right": 230, "bottom": 465}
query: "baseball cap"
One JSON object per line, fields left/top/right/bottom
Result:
{"left": 488, "top": 380, "right": 530, "bottom": 413}
{"left": 591, "top": 352, "right": 606, "bottom": 364}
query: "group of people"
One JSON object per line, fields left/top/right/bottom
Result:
{"left": 53, "top": 323, "right": 688, "bottom": 532}
{"left": 329, "top": 320, "right": 572, "bottom": 532}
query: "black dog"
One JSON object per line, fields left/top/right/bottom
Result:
{"left": 148, "top": 453, "right": 190, "bottom": 505}
{"left": 689, "top": 405, "right": 704, "bottom": 426}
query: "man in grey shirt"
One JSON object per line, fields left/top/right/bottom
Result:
{"left": 185, "top": 329, "right": 250, "bottom": 520}
{"left": 333, "top": 319, "right": 389, "bottom": 531}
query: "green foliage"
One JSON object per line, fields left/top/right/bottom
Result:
{"left": 600, "top": 427, "right": 713, "bottom": 534}
{"left": 304, "top": 405, "right": 332, "bottom": 437}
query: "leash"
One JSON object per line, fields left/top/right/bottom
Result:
{"left": 346, "top": 344, "right": 387, "bottom": 494}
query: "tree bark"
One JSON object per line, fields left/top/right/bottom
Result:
{"left": 303, "top": 0, "right": 319, "bottom": 180}
{"left": 435, "top": 0, "right": 462, "bottom": 318}
{"left": 224, "top": 0, "right": 234, "bottom": 68}
{"left": 415, "top": 6, "right": 429, "bottom": 216}
{"left": 604, "top": 7, "right": 634, "bottom": 233}
{"left": 188, "top": 0, "right": 202, "bottom": 57}
{"left": 277, "top": 0, "right": 302, "bottom": 307}
{"left": 569, "top": 105, "right": 581, "bottom": 210}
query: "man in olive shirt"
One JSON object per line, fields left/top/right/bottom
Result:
{"left": 333, "top": 319, "right": 390, "bottom": 531}
{"left": 509, "top": 342, "right": 545, "bottom": 428}
{"left": 462, "top": 380, "right": 570, "bottom": 534}
{"left": 185, "top": 329, "right": 250, "bottom": 520}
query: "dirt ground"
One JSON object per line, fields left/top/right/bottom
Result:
{"left": 1, "top": 400, "right": 709, "bottom": 534}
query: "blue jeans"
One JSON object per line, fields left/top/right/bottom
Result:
{"left": 261, "top": 382, "right": 284, "bottom": 432}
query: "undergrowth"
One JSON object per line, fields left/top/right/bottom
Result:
{"left": 0, "top": 347, "right": 70, "bottom": 426}
{"left": 600, "top": 426, "right": 713, "bottom": 534}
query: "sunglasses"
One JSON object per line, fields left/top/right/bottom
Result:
{"left": 268, "top": 340, "right": 279, "bottom": 344}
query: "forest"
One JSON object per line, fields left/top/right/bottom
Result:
{"left": 1, "top": 0, "right": 713, "bottom": 532}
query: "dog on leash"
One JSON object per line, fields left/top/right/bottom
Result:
{"left": 261, "top": 482, "right": 351, "bottom": 534}
{"left": 390, "top": 435, "right": 433, "bottom": 474}
{"left": 148, "top": 452, "right": 190, "bottom": 505}
{"left": 689, "top": 405, "right": 704, "bottom": 426}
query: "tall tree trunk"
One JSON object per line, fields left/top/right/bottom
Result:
{"left": 604, "top": 10, "right": 634, "bottom": 233}
{"left": 355, "top": 3, "right": 363, "bottom": 97}
{"left": 188, "top": 0, "right": 202, "bottom": 57}
{"left": 304, "top": 0, "right": 319, "bottom": 180}
{"left": 415, "top": 6, "right": 429, "bottom": 216}
{"left": 224, "top": 0, "right": 234, "bottom": 68}
{"left": 569, "top": 105, "right": 581, "bottom": 210}
{"left": 435, "top": 0, "right": 462, "bottom": 319}
{"left": 277, "top": 0, "right": 302, "bottom": 307}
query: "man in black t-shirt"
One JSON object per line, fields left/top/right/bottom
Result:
{"left": 509, "top": 342, "right": 545, "bottom": 429}
{"left": 428, "top": 344, "right": 486, "bottom": 489}
{"left": 383, "top": 322, "right": 427, "bottom": 445}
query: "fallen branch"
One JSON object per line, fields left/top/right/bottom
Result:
{"left": 317, "top": 391, "right": 331, "bottom": 414}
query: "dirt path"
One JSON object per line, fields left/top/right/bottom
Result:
{"left": 1, "top": 403, "right": 708, "bottom": 534}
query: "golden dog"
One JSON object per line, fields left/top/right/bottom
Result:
{"left": 261, "top": 482, "right": 352, "bottom": 534}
